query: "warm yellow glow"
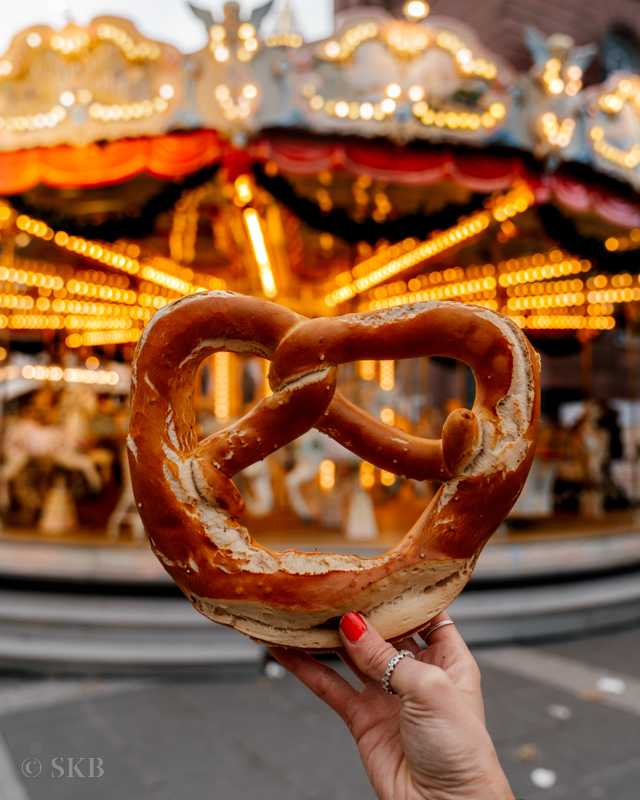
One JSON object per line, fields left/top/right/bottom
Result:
{"left": 65, "top": 329, "right": 141, "bottom": 347}
{"left": 436, "top": 31, "right": 497, "bottom": 80}
{"left": 244, "top": 208, "right": 277, "bottom": 298}
{"left": 498, "top": 252, "right": 590, "bottom": 286}
{"left": 380, "top": 361, "right": 394, "bottom": 391}
{"left": 97, "top": 24, "right": 161, "bottom": 61}
{"left": 380, "top": 407, "right": 395, "bottom": 425}
{"left": 359, "top": 361, "right": 376, "bottom": 380}
{"left": 409, "top": 85, "right": 424, "bottom": 101}
{"left": 405, "top": 1, "right": 429, "bottom": 19}
{"left": 214, "top": 351, "right": 230, "bottom": 422}
{"left": 541, "top": 112, "right": 575, "bottom": 148}
{"left": 213, "top": 45, "right": 230, "bottom": 62}
{"left": 512, "top": 315, "right": 615, "bottom": 331}
{"left": 238, "top": 23, "right": 255, "bottom": 40}
{"left": 319, "top": 459, "right": 336, "bottom": 490}
{"left": 234, "top": 175, "right": 253, "bottom": 206}
{"left": 20, "top": 364, "right": 119, "bottom": 385}
{"left": 359, "top": 461, "right": 375, "bottom": 489}
{"left": 323, "top": 23, "right": 378, "bottom": 61}
{"left": 326, "top": 184, "right": 534, "bottom": 306}
{"left": 381, "top": 470, "right": 396, "bottom": 486}
{"left": 386, "top": 83, "right": 401, "bottom": 99}
{"left": 324, "top": 41, "right": 341, "bottom": 58}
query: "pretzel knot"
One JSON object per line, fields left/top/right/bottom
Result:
{"left": 128, "top": 292, "right": 540, "bottom": 650}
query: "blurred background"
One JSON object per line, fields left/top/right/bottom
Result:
{"left": 0, "top": 0, "right": 639, "bottom": 798}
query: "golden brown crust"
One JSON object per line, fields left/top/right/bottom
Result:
{"left": 128, "top": 293, "right": 540, "bottom": 650}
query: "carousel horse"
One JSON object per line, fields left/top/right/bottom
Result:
{"left": 0, "top": 387, "right": 103, "bottom": 511}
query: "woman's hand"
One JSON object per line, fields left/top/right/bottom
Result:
{"left": 269, "top": 612, "right": 514, "bottom": 800}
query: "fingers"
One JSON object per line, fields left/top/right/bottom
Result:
{"left": 419, "top": 611, "right": 477, "bottom": 660}
{"left": 395, "top": 636, "right": 422, "bottom": 657}
{"left": 418, "top": 610, "right": 458, "bottom": 647}
{"left": 267, "top": 646, "right": 357, "bottom": 718}
{"left": 339, "top": 612, "right": 427, "bottom": 697}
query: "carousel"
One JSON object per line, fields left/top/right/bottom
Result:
{"left": 1, "top": 0, "right": 640, "bottom": 601}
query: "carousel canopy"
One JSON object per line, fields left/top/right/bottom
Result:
{"left": 0, "top": 2, "right": 640, "bottom": 347}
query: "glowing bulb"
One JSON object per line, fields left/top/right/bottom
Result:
{"left": 324, "top": 41, "right": 341, "bottom": 58}
{"left": 408, "top": 85, "right": 424, "bottom": 101}
{"left": 359, "top": 102, "right": 374, "bottom": 119}
{"left": 59, "top": 91, "right": 75, "bottom": 107}
{"left": 26, "top": 33, "right": 42, "bottom": 48}
{"left": 159, "top": 83, "right": 174, "bottom": 100}
{"left": 335, "top": 101, "right": 349, "bottom": 117}
{"left": 386, "top": 84, "right": 401, "bottom": 99}
{"left": 381, "top": 98, "right": 396, "bottom": 114}
{"left": 238, "top": 23, "right": 255, "bottom": 40}
{"left": 405, "top": 1, "right": 429, "bottom": 19}
{"left": 242, "top": 84, "right": 258, "bottom": 99}
{"left": 214, "top": 45, "right": 229, "bottom": 62}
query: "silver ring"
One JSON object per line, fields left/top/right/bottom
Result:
{"left": 424, "top": 619, "right": 455, "bottom": 642}
{"left": 382, "top": 649, "right": 414, "bottom": 695}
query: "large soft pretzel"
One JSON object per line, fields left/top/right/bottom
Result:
{"left": 128, "top": 293, "right": 540, "bottom": 650}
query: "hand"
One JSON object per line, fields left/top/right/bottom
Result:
{"left": 269, "top": 612, "right": 514, "bottom": 800}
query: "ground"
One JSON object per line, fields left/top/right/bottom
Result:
{"left": 0, "top": 625, "right": 639, "bottom": 800}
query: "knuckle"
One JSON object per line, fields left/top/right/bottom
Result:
{"left": 413, "top": 663, "right": 452, "bottom": 695}
{"left": 353, "top": 639, "right": 395, "bottom": 677}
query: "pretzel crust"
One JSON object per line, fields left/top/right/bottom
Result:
{"left": 128, "top": 293, "right": 540, "bottom": 650}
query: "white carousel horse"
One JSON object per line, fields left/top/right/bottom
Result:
{"left": 0, "top": 387, "right": 103, "bottom": 511}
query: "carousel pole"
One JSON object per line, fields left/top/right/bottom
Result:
{"left": 580, "top": 335, "right": 594, "bottom": 400}
{"left": 627, "top": 310, "right": 640, "bottom": 508}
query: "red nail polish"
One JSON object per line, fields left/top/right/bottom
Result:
{"left": 340, "top": 612, "right": 367, "bottom": 643}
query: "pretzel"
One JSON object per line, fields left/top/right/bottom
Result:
{"left": 128, "top": 292, "right": 540, "bottom": 650}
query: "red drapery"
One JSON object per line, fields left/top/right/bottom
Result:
{"left": 1, "top": 128, "right": 639, "bottom": 230}
{"left": 0, "top": 130, "right": 223, "bottom": 194}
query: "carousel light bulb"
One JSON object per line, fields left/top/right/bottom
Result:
{"left": 548, "top": 78, "right": 564, "bottom": 94}
{"left": 319, "top": 459, "right": 335, "bottom": 490}
{"left": 26, "top": 33, "right": 42, "bottom": 48}
{"left": 324, "top": 41, "right": 341, "bottom": 58}
{"left": 244, "top": 209, "right": 277, "bottom": 298}
{"left": 238, "top": 23, "right": 255, "bottom": 40}
{"left": 380, "top": 407, "right": 395, "bottom": 425}
{"left": 409, "top": 85, "right": 424, "bottom": 101}
{"left": 244, "top": 37, "right": 258, "bottom": 52}
{"left": 335, "top": 101, "right": 349, "bottom": 117}
{"left": 0, "top": 60, "right": 12, "bottom": 76}
{"left": 242, "top": 84, "right": 258, "bottom": 99}
{"left": 359, "top": 102, "right": 374, "bottom": 119}
{"left": 159, "top": 83, "right": 174, "bottom": 100}
{"left": 214, "top": 45, "right": 230, "bottom": 62}
{"left": 215, "top": 84, "right": 230, "bottom": 102}
{"left": 59, "top": 91, "right": 75, "bottom": 107}
{"left": 381, "top": 98, "right": 396, "bottom": 114}
{"left": 405, "top": 1, "right": 429, "bottom": 19}
{"left": 209, "top": 24, "right": 226, "bottom": 42}
{"left": 386, "top": 83, "right": 401, "bottom": 99}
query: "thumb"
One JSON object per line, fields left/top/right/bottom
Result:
{"left": 340, "top": 612, "right": 428, "bottom": 696}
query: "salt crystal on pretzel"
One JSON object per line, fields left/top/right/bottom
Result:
{"left": 128, "top": 292, "right": 540, "bottom": 650}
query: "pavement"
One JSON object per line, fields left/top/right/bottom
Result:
{"left": 0, "top": 625, "right": 639, "bottom": 800}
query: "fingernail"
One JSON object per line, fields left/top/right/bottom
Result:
{"left": 340, "top": 612, "right": 367, "bottom": 643}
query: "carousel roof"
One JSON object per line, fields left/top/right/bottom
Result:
{"left": 0, "top": 5, "right": 639, "bottom": 196}
{"left": 0, "top": 3, "right": 640, "bottom": 347}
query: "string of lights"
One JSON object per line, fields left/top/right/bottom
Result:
{"left": 326, "top": 183, "right": 534, "bottom": 307}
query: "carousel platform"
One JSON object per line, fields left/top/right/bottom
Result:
{"left": 0, "top": 513, "right": 640, "bottom": 673}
